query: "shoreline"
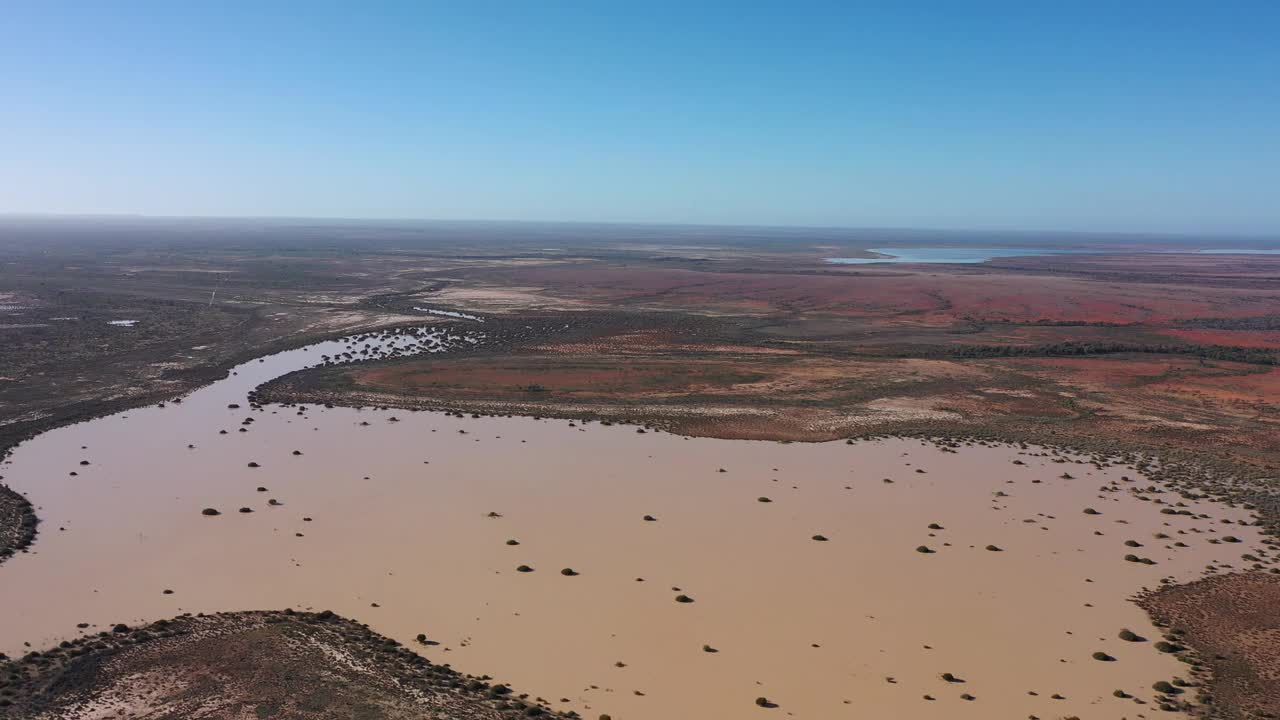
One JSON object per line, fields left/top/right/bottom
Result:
{"left": 1, "top": 312, "right": 1277, "bottom": 719}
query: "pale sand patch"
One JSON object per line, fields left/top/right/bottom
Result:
{"left": 980, "top": 388, "right": 1038, "bottom": 398}
{"left": 859, "top": 396, "right": 965, "bottom": 423}
{"left": 426, "top": 285, "right": 597, "bottom": 313}
{"left": 1129, "top": 416, "right": 1221, "bottom": 431}
{"left": 57, "top": 670, "right": 195, "bottom": 720}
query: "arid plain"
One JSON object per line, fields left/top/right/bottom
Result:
{"left": 2, "top": 219, "right": 1278, "bottom": 719}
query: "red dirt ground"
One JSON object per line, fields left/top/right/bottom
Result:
{"left": 356, "top": 359, "right": 770, "bottom": 399}
{"left": 1154, "top": 366, "right": 1280, "bottom": 405}
{"left": 1160, "top": 329, "right": 1280, "bottom": 349}
{"left": 453, "top": 263, "right": 1279, "bottom": 325}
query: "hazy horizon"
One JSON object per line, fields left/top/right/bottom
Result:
{"left": 3, "top": 212, "right": 1277, "bottom": 250}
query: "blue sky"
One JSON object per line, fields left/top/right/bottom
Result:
{"left": 2, "top": 2, "right": 1277, "bottom": 234}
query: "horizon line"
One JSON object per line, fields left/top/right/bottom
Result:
{"left": 2, "top": 211, "right": 1277, "bottom": 242}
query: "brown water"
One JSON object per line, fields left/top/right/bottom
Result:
{"left": 0, "top": 326, "right": 1263, "bottom": 719}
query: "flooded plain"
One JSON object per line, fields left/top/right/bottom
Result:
{"left": 0, "top": 324, "right": 1265, "bottom": 719}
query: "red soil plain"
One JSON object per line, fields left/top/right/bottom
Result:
{"left": 257, "top": 248, "right": 1280, "bottom": 717}
{"left": 438, "top": 253, "right": 1280, "bottom": 328}
{"left": 7, "top": 235, "right": 1277, "bottom": 718}
{"left": 272, "top": 248, "right": 1280, "bottom": 464}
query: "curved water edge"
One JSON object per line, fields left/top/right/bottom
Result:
{"left": 0, "top": 323, "right": 489, "bottom": 558}
{"left": 0, "top": 322, "right": 1269, "bottom": 719}
{"left": 0, "top": 322, "right": 484, "bottom": 545}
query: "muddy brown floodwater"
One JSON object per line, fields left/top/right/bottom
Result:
{"left": 0, "top": 325, "right": 1265, "bottom": 719}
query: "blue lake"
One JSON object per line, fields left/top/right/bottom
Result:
{"left": 825, "top": 247, "right": 1093, "bottom": 264}
{"left": 825, "top": 247, "right": 1280, "bottom": 265}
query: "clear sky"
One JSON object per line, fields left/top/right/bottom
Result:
{"left": 2, "top": 2, "right": 1277, "bottom": 234}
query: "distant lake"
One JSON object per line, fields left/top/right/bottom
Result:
{"left": 825, "top": 247, "right": 1093, "bottom": 264}
{"left": 825, "top": 247, "right": 1280, "bottom": 265}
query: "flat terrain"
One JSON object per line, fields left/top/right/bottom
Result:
{"left": 2, "top": 218, "right": 1278, "bottom": 718}
{"left": 269, "top": 319, "right": 1280, "bottom": 454}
